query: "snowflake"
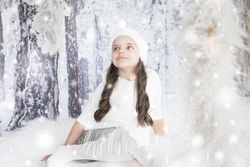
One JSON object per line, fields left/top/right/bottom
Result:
{"left": 230, "top": 120, "right": 235, "bottom": 126}
{"left": 142, "top": 18, "right": 147, "bottom": 24}
{"left": 195, "top": 52, "right": 202, "bottom": 58}
{"left": 213, "top": 73, "right": 218, "bottom": 79}
{"left": 25, "top": 159, "right": 32, "bottom": 166}
{"left": 107, "top": 84, "right": 113, "bottom": 89}
{"left": 118, "top": 20, "right": 127, "bottom": 28}
{"left": 112, "top": 105, "right": 117, "bottom": 111}
{"left": 43, "top": 16, "right": 49, "bottom": 22}
{"left": 214, "top": 151, "right": 224, "bottom": 160}
{"left": 86, "top": 28, "right": 95, "bottom": 42}
{"left": 78, "top": 98, "right": 83, "bottom": 104}
{"left": 225, "top": 103, "right": 231, "bottom": 109}
{"left": 123, "top": 96, "right": 128, "bottom": 101}
{"left": 146, "top": 153, "right": 153, "bottom": 160}
{"left": 229, "top": 133, "right": 238, "bottom": 144}
{"left": 216, "top": 88, "right": 235, "bottom": 108}
{"left": 133, "top": 112, "right": 137, "bottom": 117}
{"left": 235, "top": 70, "right": 241, "bottom": 75}
{"left": 155, "top": 57, "right": 160, "bottom": 62}
{"left": 70, "top": 80, "right": 77, "bottom": 87}
{"left": 192, "top": 134, "right": 204, "bottom": 147}
{"left": 72, "top": 150, "right": 77, "bottom": 155}
{"left": 193, "top": 79, "right": 201, "bottom": 87}
{"left": 35, "top": 0, "right": 44, "bottom": 5}
{"left": 36, "top": 130, "right": 56, "bottom": 151}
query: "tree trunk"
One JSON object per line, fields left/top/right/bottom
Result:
{"left": 7, "top": 0, "right": 59, "bottom": 130}
{"left": 7, "top": 1, "right": 35, "bottom": 131}
{"left": 236, "top": 0, "right": 250, "bottom": 97}
{"left": 78, "top": 58, "right": 90, "bottom": 106}
{"left": 24, "top": 35, "right": 60, "bottom": 121}
{"left": 65, "top": 0, "right": 81, "bottom": 118}
{"left": 0, "top": 11, "right": 5, "bottom": 102}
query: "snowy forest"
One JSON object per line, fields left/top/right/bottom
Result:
{"left": 0, "top": 0, "right": 250, "bottom": 167}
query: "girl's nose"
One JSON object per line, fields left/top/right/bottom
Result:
{"left": 119, "top": 49, "right": 125, "bottom": 54}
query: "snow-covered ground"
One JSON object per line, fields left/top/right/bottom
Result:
{"left": 0, "top": 86, "right": 250, "bottom": 167}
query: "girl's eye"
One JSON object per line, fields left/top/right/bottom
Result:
{"left": 127, "top": 46, "right": 134, "bottom": 50}
{"left": 113, "top": 47, "right": 119, "bottom": 51}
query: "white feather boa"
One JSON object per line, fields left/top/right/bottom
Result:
{"left": 174, "top": 0, "right": 250, "bottom": 166}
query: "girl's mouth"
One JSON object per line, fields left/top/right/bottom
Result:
{"left": 117, "top": 57, "right": 129, "bottom": 61}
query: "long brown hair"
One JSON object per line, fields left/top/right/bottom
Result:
{"left": 94, "top": 59, "right": 153, "bottom": 126}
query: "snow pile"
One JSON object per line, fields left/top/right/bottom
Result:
{"left": 0, "top": 116, "right": 74, "bottom": 167}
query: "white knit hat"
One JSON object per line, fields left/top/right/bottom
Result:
{"left": 109, "top": 28, "right": 148, "bottom": 64}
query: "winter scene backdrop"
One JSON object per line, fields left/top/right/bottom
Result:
{"left": 0, "top": 0, "right": 250, "bottom": 167}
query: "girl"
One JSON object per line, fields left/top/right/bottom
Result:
{"left": 41, "top": 28, "right": 165, "bottom": 167}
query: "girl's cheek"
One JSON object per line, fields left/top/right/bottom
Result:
{"left": 112, "top": 53, "right": 117, "bottom": 58}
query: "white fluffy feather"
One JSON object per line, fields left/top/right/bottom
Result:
{"left": 174, "top": 0, "right": 250, "bottom": 166}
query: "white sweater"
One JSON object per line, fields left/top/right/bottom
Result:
{"left": 77, "top": 68, "right": 163, "bottom": 147}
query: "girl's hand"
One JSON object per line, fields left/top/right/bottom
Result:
{"left": 40, "top": 154, "right": 52, "bottom": 161}
{"left": 152, "top": 119, "right": 165, "bottom": 136}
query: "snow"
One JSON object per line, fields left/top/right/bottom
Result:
{"left": 0, "top": 112, "right": 74, "bottom": 167}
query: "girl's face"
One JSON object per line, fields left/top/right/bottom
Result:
{"left": 111, "top": 35, "right": 140, "bottom": 70}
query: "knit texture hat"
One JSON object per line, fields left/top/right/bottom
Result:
{"left": 109, "top": 28, "right": 148, "bottom": 65}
